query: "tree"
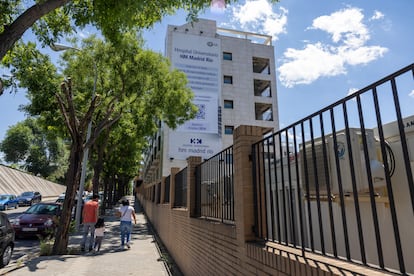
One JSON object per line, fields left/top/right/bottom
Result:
{"left": 0, "top": 118, "right": 68, "bottom": 181}
{"left": 0, "top": 0, "right": 275, "bottom": 61}
{"left": 2, "top": 34, "right": 197, "bottom": 254}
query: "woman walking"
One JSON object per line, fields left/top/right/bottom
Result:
{"left": 117, "top": 199, "right": 137, "bottom": 250}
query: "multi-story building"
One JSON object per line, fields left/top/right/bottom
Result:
{"left": 141, "top": 19, "right": 279, "bottom": 182}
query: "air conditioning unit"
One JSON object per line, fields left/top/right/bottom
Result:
{"left": 299, "top": 128, "right": 386, "bottom": 196}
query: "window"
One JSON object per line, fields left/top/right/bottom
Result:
{"left": 255, "top": 103, "right": 273, "bottom": 121}
{"left": 254, "top": 79, "right": 271, "bottom": 97}
{"left": 223, "top": 52, "right": 233, "bottom": 61}
{"left": 224, "top": 75, "right": 233, "bottom": 84}
{"left": 224, "top": 125, "right": 234, "bottom": 135}
{"left": 252, "top": 57, "right": 270, "bottom": 74}
{"left": 224, "top": 100, "right": 234, "bottom": 109}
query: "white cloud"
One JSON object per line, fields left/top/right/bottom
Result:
{"left": 347, "top": 88, "right": 359, "bottom": 96}
{"left": 278, "top": 43, "right": 345, "bottom": 87}
{"left": 338, "top": 45, "right": 387, "bottom": 65}
{"left": 278, "top": 7, "right": 388, "bottom": 88}
{"left": 311, "top": 8, "right": 369, "bottom": 47}
{"left": 370, "top": 10, "right": 385, "bottom": 21}
{"left": 409, "top": 90, "right": 414, "bottom": 98}
{"left": 225, "top": 0, "right": 288, "bottom": 40}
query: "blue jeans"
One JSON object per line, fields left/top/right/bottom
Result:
{"left": 81, "top": 222, "right": 95, "bottom": 250}
{"left": 120, "top": 221, "right": 132, "bottom": 246}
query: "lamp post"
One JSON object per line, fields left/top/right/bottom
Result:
{"left": 51, "top": 43, "right": 97, "bottom": 230}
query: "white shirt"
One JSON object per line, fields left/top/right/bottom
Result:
{"left": 119, "top": 205, "right": 134, "bottom": 222}
{"left": 95, "top": 227, "right": 105, "bottom": 237}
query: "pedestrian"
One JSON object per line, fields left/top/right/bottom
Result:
{"left": 117, "top": 199, "right": 137, "bottom": 250}
{"left": 93, "top": 217, "right": 105, "bottom": 252}
{"left": 81, "top": 194, "right": 99, "bottom": 252}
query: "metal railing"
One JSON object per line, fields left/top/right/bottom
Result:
{"left": 195, "top": 146, "right": 234, "bottom": 223}
{"left": 252, "top": 64, "right": 414, "bottom": 274}
{"left": 164, "top": 176, "right": 170, "bottom": 203}
{"left": 174, "top": 167, "right": 187, "bottom": 208}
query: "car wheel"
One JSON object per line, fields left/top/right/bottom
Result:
{"left": 4, "top": 204, "right": 8, "bottom": 210}
{"left": 15, "top": 204, "right": 18, "bottom": 209}
{"left": 0, "top": 244, "right": 13, "bottom": 268}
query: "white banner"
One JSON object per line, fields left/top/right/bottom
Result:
{"left": 169, "top": 132, "right": 223, "bottom": 160}
{"left": 171, "top": 33, "right": 221, "bottom": 134}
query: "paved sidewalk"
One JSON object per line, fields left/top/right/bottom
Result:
{"left": 2, "top": 199, "right": 170, "bottom": 276}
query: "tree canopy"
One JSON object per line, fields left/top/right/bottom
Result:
{"left": 0, "top": 117, "right": 68, "bottom": 181}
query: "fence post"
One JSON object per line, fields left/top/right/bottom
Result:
{"left": 233, "top": 125, "right": 268, "bottom": 243}
{"left": 170, "top": 167, "right": 180, "bottom": 209}
{"left": 187, "top": 156, "right": 202, "bottom": 217}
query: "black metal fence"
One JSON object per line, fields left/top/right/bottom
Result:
{"left": 252, "top": 64, "right": 414, "bottom": 275}
{"left": 164, "top": 175, "right": 170, "bottom": 203}
{"left": 195, "top": 146, "right": 235, "bottom": 223}
{"left": 174, "top": 167, "right": 187, "bottom": 208}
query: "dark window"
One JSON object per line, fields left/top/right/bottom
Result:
{"left": 224, "top": 126, "right": 234, "bottom": 135}
{"left": 224, "top": 75, "right": 233, "bottom": 84}
{"left": 224, "top": 100, "right": 234, "bottom": 109}
{"left": 223, "top": 52, "right": 233, "bottom": 61}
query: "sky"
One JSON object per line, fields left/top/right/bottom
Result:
{"left": 1, "top": 0, "right": 413, "bottom": 143}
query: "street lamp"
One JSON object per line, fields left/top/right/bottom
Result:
{"left": 51, "top": 43, "right": 97, "bottom": 230}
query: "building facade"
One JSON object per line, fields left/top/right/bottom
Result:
{"left": 141, "top": 19, "right": 279, "bottom": 182}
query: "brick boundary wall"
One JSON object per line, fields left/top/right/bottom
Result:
{"left": 138, "top": 126, "right": 392, "bottom": 276}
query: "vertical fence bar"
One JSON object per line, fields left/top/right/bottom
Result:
{"left": 391, "top": 77, "right": 414, "bottom": 214}
{"left": 292, "top": 125, "right": 305, "bottom": 253}
{"left": 309, "top": 118, "right": 325, "bottom": 254}
{"left": 271, "top": 134, "right": 281, "bottom": 242}
{"left": 319, "top": 113, "right": 337, "bottom": 257}
{"left": 343, "top": 102, "right": 367, "bottom": 265}
{"left": 278, "top": 133, "right": 288, "bottom": 244}
{"left": 356, "top": 94, "right": 384, "bottom": 268}
{"left": 286, "top": 129, "right": 297, "bottom": 246}
{"left": 372, "top": 87, "right": 405, "bottom": 273}
{"left": 195, "top": 165, "right": 201, "bottom": 217}
{"left": 266, "top": 136, "right": 275, "bottom": 241}
{"left": 330, "top": 108, "right": 351, "bottom": 261}
{"left": 301, "top": 121, "right": 314, "bottom": 251}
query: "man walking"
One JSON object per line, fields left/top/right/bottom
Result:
{"left": 81, "top": 194, "right": 99, "bottom": 252}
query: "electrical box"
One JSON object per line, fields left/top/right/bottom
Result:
{"left": 300, "top": 128, "right": 385, "bottom": 196}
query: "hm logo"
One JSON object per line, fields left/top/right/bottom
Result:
{"left": 190, "top": 138, "right": 202, "bottom": 144}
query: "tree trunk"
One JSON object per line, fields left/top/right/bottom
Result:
{"left": 92, "top": 131, "right": 109, "bottom": 195}
{"left": 92, "top": 149, "right": 103, "bottom": 195}
{"left": 52, "top": 141, "right": 83, "bottom": 255}
{"left": 0, "top": 0, "right": 71, "bottom": 61}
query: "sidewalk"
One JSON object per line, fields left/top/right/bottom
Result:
{"left": 2, "top": 198, "right": 170, "bottom": 276}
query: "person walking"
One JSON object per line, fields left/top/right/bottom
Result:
{"left": 81, "top": 194, "right": 99, "bottom": 252}
{"left": 93, "top": 217, "right": 105, "bottom": 252}
{"left": 117, "top": 199, "right": 137, "bottom": 250}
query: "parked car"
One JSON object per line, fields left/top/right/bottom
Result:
{"left": 11, "top": 203, "right": 61, "bottom": 238}
{"left": 0, "top": 212, "right": 15, "bottom": 267}
{"left": 55, "top": 192, "right": 66, "bottom": 204}
{"left": 0, "top": 195, "right": 19, "bottom": 211}
{"left": 16, "top": 191, "right": 42, "bottom": 206}
{"left": 83, "top": 193, "right": 102, "bottom": 205}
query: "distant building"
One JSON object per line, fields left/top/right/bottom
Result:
{"left": 141, "top": 19, "right": 279, "bottom": 182}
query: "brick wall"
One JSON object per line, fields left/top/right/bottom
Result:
{"left": 137, "top": 126, "right": 388, "bottom": 276}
